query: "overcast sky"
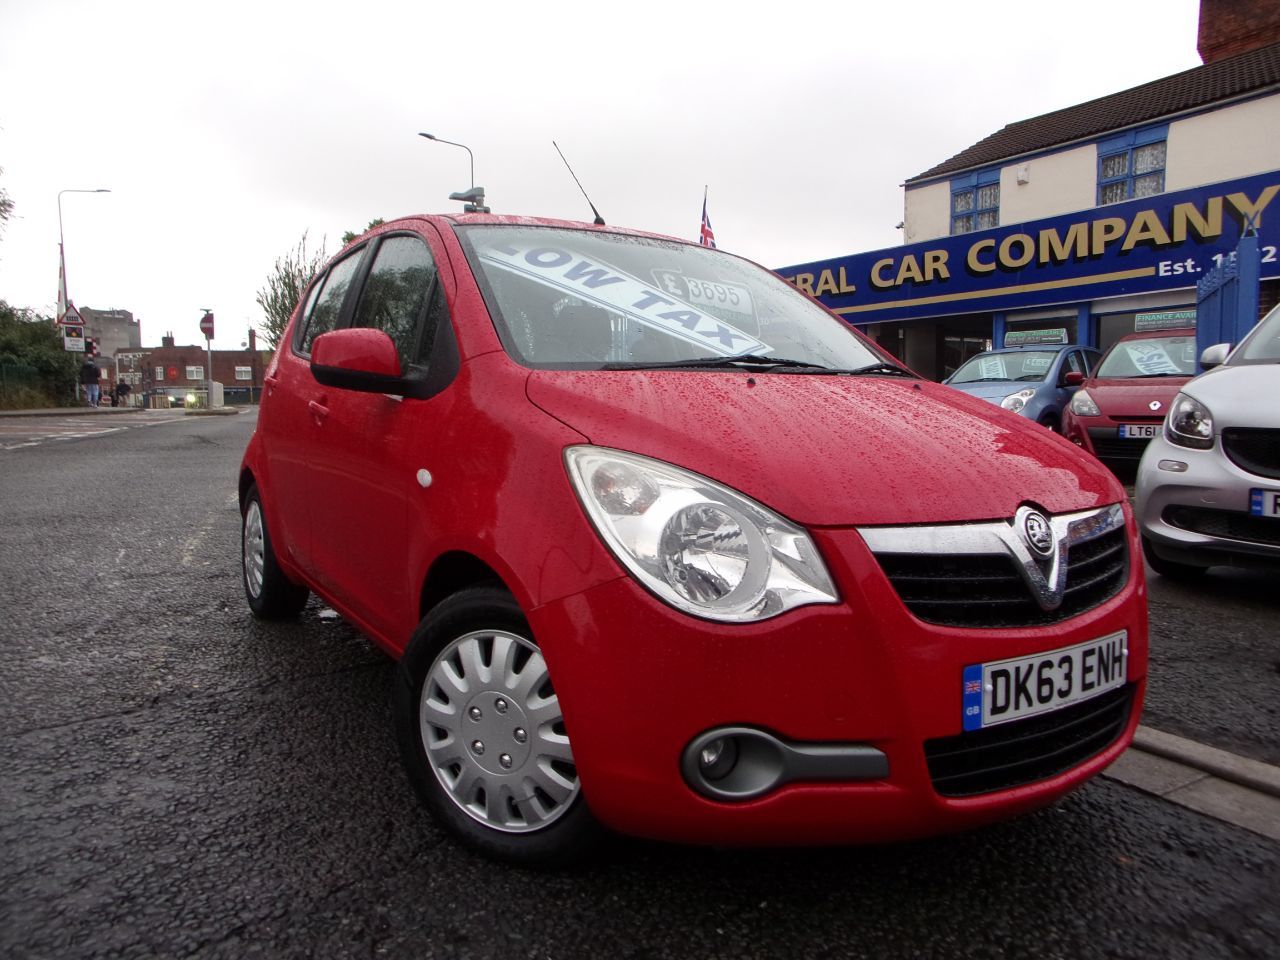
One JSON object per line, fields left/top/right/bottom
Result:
{"left": 0, "top": 0, "right": 1205, "bottom": 349}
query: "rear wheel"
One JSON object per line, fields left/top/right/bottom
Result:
{"left": 1142, "top": 536, "right": 1208, "bottom": 580}
{"left": 242, "top": 484, "right": 309, "bottom": 619}
{"left": 394, "top": 586, "right": 601, "bottom": 865}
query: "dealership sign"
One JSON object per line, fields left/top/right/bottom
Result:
{"left": 778, "top": 170, "right": 1280, "bottom": 324}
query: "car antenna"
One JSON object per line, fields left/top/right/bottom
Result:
{"left": 553, "top": 141, "right": 605, "bottom": 225}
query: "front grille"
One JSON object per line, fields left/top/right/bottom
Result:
{"left": 1165, "top": 505, "right": 1280, "bottom": 547}
{"left": 1089, "top": 437, "right": 1152, "bottom": 462}
{"left": 1222, "top": 427, "right": 1280, "bottom": 480}
{"left": 874, "top": 526, "right": 1128, "bottom": 628}
{"left": 924, "top": 684, "right": 1134, "bottom": 797}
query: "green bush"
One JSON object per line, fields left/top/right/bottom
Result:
{"left": 0, "top": 300, "right": 77, "bottom": 407}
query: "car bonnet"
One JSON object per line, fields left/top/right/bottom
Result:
{"left": 526, "top": 370, "right": 1119, "bottom": 526}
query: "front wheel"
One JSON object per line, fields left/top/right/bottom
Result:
{"left": 241, "top": 484, "right": 309, "bottom": 619}
{"left": 394, "top": 586, "right": 602, "bottom": 865}
{"left": 1142, "top": 536, "right": 1208, "bottom": 580}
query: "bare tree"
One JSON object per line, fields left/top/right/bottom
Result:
{"left": 0, "top": 167, "right": 14, "bottom": 242}
{"left": 255, "top": 232, "right": 328, "bottom": 350}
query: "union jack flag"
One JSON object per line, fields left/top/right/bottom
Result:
{"left": 964, "top": 679, "right": 983, "bottom": 695}
{"left": 699, "top": 190, "right": 716, "bottom": 248}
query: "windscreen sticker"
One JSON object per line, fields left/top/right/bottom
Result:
{"left": 1124, "top": 342, "right": 1183, "bottom": 375}
{"left": 979, "top": 356, "right": 1007, "bottom": 379}
{"left": 652, "top": 270, "right": 755, "bottom": 318}
{"left": 1022, "top": 356, "right": 1052, "bottom": 371}
{"left": 479, "top": 243, "right": 770, "bottom": 356}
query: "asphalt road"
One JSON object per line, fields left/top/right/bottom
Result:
{"left": 1, "top": 409, "right": 1277, "bottom": 959}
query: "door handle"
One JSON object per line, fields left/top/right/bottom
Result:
{"left": 265, "top": 374, "right": 280, "bottom": 388}
{"left": 308, "top": 399, "right": 330, "bottom": 423}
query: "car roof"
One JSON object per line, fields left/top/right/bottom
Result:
{"left": 975, "top": 344, "right": 1092, "bottom": 354}
{"left": 375, "top": 212, "right": 683, "bottom": 245}
{"left": 1111, "top": 327, "right": 1196, "bottom": 343}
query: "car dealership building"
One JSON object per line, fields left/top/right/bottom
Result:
{"left": 779, "top": 0, "right": 1280, "bottom": 381}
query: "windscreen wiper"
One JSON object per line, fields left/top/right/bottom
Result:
{"left": 844, "top": 361, "right": 917, "bottom": 378}
{"left": 601, "top": 354, "right": 831, "bottom": 372}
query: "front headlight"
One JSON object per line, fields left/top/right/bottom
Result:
{"left": 1165, "top": 393, "right": 1214, "bottom": 449}
{"left": 565, "top": 447, "right": 838, "bottom": 622}
{"left": 1070, "top": 389, "right": 1100, "bottom": 416}
{"left": 1000, "top": 388, "right": 1037, "bottom": 414}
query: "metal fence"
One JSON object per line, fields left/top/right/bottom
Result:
{"left": 0, "top": 362, "right": 40, "bottom": 396}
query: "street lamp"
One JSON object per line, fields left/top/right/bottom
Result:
{"left": 418, "top": 132, "right": 489, "bottom": 213}
{"left": 57, "top": 188, "right": 111, "bottom": 255}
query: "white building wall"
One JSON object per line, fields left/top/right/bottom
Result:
{"left": 902, "top": 181, "right": 951, "bottom": 244}
{"left": 999, "top": 148, "right": 1097, "bottom": 224}
{"left": 1166, "top": 93, "right": 1280, "bottom": 190}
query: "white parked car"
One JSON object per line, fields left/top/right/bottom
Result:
{"left": 1136, "top": 302, "right": 1280, "bottom": 577}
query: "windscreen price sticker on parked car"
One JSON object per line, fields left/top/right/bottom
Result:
{"left": 962, "top": 632, "right": 1127, "bottom": 731}
{"left": 1250, "top": 489, "right": 1280, "bottom": 517}
{"left": 479, "top": 243, "right": 770, "bottom": 357}
{"left": 652, "top": 271, "right": 755, "bottom": 318}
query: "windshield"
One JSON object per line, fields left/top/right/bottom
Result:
{"left": 949, "top": 351, "right": 1057, "bottom": 384}
{"left": 1095, "top": 334, "right": 1197, "bottom": 378}
{"left": 455, "top": 225, "right": 882, "bottom": 371}
{"left": 1229, "top": 303, "right": 1280, "bottom": 365}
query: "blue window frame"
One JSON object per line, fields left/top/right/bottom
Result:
{"left": 1098, "top": 125, "right": 1168, "bottom": 205}
{"left": 951, "top": 170, "right": 1000, "bottom": 235}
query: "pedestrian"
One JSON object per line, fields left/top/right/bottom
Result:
{"left": 79, "top": 356, "right": 101, "bottom": 407}
{"left": 115, "top": 379, "right": 132, "bottom": 407}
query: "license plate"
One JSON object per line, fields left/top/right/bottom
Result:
{"left": 1118, "top": 424, "right": 1160, "bottom": 439}
{"left": 1250, "top": 489, "right": 1280, "bottom": 517}
{"left": 962, "top": 632, "right": 1127, "bottom": 731}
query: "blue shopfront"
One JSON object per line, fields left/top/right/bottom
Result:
{"left": 778, "top": 170, "right": 1280, "bottom": 380}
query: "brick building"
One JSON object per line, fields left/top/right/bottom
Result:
{"left": 116, "top": 329, "right": 271, "bottom": 406}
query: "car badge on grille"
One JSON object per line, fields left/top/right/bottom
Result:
{"left": 1022, "top": 510, "right": 1056, "bottom": 559}
{"left": 1149, "top": 400, "right": 1162, "bottom": 411}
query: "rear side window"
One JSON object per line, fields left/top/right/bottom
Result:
{"left": 351, "top": 235, "right": 439, "bottom": 370}
{"left": 298, "top": 251, "right": 365, "bottom": 355}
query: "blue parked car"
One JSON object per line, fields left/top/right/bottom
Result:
{"left": 944, "top": 344, "right": 1101, "bottom": 432}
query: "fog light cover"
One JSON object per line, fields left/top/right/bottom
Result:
{"left": 566, "top": 446, "right": 838, "bottom": 622}
{"left": 698, "top": 736, "right": 739, "bottom": 781}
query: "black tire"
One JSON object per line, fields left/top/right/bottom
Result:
{"left": 1038, "top": 414, "right": 1061, "bottom": 433}
{"left": 394, "top": 586, "right": 602, "bottom": 866}
{"left": 1142, "top": 536, "right": 1208, "bottom": 580}
{"left": 241, "top": 483, "right": 309, "bottom": 619}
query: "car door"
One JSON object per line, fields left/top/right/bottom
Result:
{"left": 259, "top": 249, "right": 367, "bottom": 572}
{"left": 303, "top": 228, "right": 460, "bottom": 641}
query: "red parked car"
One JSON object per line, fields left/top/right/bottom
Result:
{"left": 1062, "top": 328, "right": 1198, "bottom": 472}
{"left": 239, "top": 214, "right": 1148, "bottom": 864}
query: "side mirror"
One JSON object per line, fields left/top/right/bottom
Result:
{"left": 1064, "top": 370, "right": 1085, "bottom": 387}
{"left": 311, "top": 328, "right": 419, "bottom": 396}
{"left": 1199, "top": 343, "right": 1230, "bottom": 370}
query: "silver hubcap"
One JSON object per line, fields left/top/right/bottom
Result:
{"left": 420, "top": 629, "right": 579, "bottom": 833}
{"left": 243, "top": 502, "right": 265, "bottom": 599}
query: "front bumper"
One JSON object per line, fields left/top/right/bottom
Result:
{"left": 530, "top": 520, "right": 1148, "bottom": 846}
{"left": 1137, "top": 434, "right": 1280, "bottom": 569}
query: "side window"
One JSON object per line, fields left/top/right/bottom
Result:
{"left": 351, "top": 235, "right": 440, "bottom": 370}
{"left": 298, "top": 251, "right": 365, "bottom": 355}
{"left": 1063, "top": 350, "right": 1085, "bottom": 381}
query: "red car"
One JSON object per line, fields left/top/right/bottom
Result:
{"left": 239, "top": 214, "right": 1147, "bottom": 864}
{"left": 1062, "top": 328, "right": 1198, "bottom": 472}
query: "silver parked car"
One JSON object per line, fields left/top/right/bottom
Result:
{"left": 1136, "top": 302, "right": 1280, "bottom": 577}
